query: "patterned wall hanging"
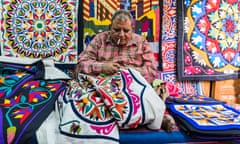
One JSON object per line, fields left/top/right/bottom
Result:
{"left": 0, "top": 0, "right": 81, "bottom": 65}
{"left": 82, "top": 0, "right": 161, "bottom": 67}
{"left": 177, "top": 0, "right": 240, "bottom": 81}
{"left": 158, "top": 0, "right": 202, "bottom": 96}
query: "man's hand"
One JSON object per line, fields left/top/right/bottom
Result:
{"left": 102, "top": 62, "right": 120, "bottom": 75}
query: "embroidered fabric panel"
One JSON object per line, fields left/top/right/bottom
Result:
{"left": 158, "top": 0, "right": 203, "bottom": 95}
{"left": 177, "top": 0, "right": 240, "bottom": 80}
{"left": 0, "top": 60, "right": 44, "bottom": 98}
{"left": 59, "top": 75, "right": 119, "bottom": 143}
{"left": 169, "top": 104, "right": 240, "bottom": 130}
{"left": 83, "top": 1, "right": 160, "bottom": 43}
{"left": 0, "top": 61, "right": 67, "bottom": 144}
{"left": 97, "top": 69, "right": 147, "bottom": 129}
{"left": 166, "top": 94, "right": 223, "bottom": 104}
{"left": 57, "top": 68, "right": 163, "bottom": 143}
{"left": 0, "top": 0, "right": 79, "bottom": 64}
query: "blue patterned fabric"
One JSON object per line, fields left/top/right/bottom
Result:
{"left": 168, "top": 100, "right": 240, "bottom": 140}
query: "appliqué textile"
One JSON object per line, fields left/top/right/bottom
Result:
{"left": 0, "top": 0, "right": 79, "bottom": 64}
{"left": 168, "top": 94, "right": 240, "bottom": 140}
{"left": 56, "top": 69, "right": 165, "bottom": 144}
{"left": 0, "top": 59, "right": 67, "bottom": 144}
{"left": 177, "top": 0, "right": 240, "bottom": 80}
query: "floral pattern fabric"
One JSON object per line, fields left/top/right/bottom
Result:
{"left": 56, "top": 69, "right": 165, "bottom": 144}
{"left": 177, "top": 0, "right": 240, "bottom": 80}
{"left": 0, "top": 58, "right": 67, "bottom": 144}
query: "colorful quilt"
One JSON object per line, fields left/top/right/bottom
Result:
{"left": 177, "top": 0, "right": 240, "bottom": 81}
{"left": 54, "top": 68, "right": 165, "bottom": 144}
{"left": 169, "top": 103, "right": 240, "bottom": 139}
{"left": 166, "top": 94, "right": 224, "bottom": 104}
{"left": 0, "top": 0, "right": 79, "bottom": 64}
{"left": 0, "top": 57, "right": 67, "bottom": 144}
{"left": 167, "top": 94, "right": 240, "bottom": 140}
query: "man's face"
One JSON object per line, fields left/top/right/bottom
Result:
{"left": 110, "top": 18, "right": 132, "bottom": 46}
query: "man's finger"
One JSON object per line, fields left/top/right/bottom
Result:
{"left": 113, "top": 63, "right": 120, "bottom": 68}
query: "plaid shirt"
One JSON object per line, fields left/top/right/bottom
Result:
{"left": 78, "top": 31, "right": 157, "bottom": 83}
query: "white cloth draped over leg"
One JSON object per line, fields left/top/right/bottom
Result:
{"left": 36, "top": 68, "right": 165, "bottom": 144}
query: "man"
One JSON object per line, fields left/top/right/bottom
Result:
{"left": 75, "top": 9, "right": 157, "bottom": 83}
{"left": 74, "top": 9, "right": 175, "bottom": 132}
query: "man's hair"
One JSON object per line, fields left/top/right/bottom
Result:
{"left": 111, "top": 9, "right": 133, "bottom": 23}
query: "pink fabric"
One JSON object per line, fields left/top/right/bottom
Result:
{"left": 166, "top": 82, "right": 179, "bottom": 96}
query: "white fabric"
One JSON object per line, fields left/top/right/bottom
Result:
{"left": 130, "top": 69, "right": 165, "bottom": 130}
{"left": 36, "top": 111, "right": 60, "bottom": 144}
{"left": 37, "top": 68, "right": 165, "bottom": 144}
{"left": 0, "top": 56, "right": 70, "bottom": 80}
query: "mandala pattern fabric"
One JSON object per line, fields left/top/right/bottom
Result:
{"left": 0, "top": 58, "right": 67, "bottom": 144}
{"left": 177, "top": 0, "right": 240, "bottom": 81}
{"left": 0, "top": 0, "right": 79, "bottom": 64}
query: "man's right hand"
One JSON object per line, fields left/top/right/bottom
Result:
{"left": 102, "top": 62, "right": 120, "bottom": 75}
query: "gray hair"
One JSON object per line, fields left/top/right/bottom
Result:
{"left": 111, "top": 9, "right": 133, "bottom": 23}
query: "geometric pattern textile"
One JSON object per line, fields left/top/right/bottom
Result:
{"left": 177, "top": 0, "right": 240, "bottom": 81}
{"left": 169, "top": 103, "right": 240, "bottom": 140}
{"left": 166, "top": 94, "right": 223, "bottom": 104}
{"left": 0, "top": 0, "right": 79, "bottom": 64}
{"left": 160, "top": 0, "right": 177, "bottom": 72}
{"left": 82, "top": 0, "right": 161, "bottom": 44}
{"left": 161, "top": 41, "right": 176, "bottom": 72}
{"left": 169, "top": 104, "right": 240, "bottom": 130}
{"left": 159, "top": 0, "right": 204, "bottom": 96}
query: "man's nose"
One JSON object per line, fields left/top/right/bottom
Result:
{"left": 119, "top": 30, "right": 124, "bottom": 36}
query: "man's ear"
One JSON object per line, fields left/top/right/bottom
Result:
{"left": 131, "top": 24, "right": 135, "bottom": 31}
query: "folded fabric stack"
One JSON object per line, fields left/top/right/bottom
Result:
{"left": 166, "top": 94, "right": 240, "bottom": 140}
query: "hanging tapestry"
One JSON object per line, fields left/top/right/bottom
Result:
{"left": 0, "top": 0, "right": 81, "bottom": 64}
{"left": 177, "top": 0, "right": 240, "bottom": 81}
{"left": 82, "top": 0, "right": 161, "bottom": 67}
{"left": 158, "top": 0, "right": 202, "bottom": 96}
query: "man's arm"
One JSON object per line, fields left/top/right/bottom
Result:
{"left": 76, "top": 36, "right": 104, "bottom": 75}
{"left": 75, "top": 34, "right": 120, "bottom": 76}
